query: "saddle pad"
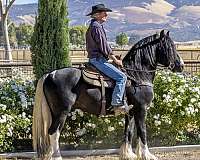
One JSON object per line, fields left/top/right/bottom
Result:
{"left": 82, "top": 69, "right": 114, "bottom": 88}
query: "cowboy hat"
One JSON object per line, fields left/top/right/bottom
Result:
{"left": 86, "top": 4, "right": 112, "bottom": 16}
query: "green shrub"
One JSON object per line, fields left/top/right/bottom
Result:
{"left": 61, "top": 111, "right": 125, "bottom": 149}
{"left": 148, "top": 70, "right": 200, "bottom": 146}
{"left": 61, "top": 71, "right": 200, "bottom": 148}
{"left": 0, "top": 70, "right": 200, "bottom": 152}
{"left": 0, "top": 76, "right": 35, "bottom": 152}
{"left": 31, "top": 0, "right": 70, "bottom": 80}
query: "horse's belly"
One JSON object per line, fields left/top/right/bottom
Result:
{"left": 74, "top": 88, "right": 102, "bottom": 115}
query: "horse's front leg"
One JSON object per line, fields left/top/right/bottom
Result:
{"left": 135, "top": 104, "right": 157, "bottom": 160}
{"left": 119, "top": 113, "right": 137, "bottom": 160}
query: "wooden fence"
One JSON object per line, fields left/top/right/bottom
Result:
{"left": 1, "top": 48, "right": 200, "bottom": 61}
{"left": 0, "top": 48, "right": 200, "bottom": 78}
{"left": 0, "top": 61, "right": 199, "bottom": 78}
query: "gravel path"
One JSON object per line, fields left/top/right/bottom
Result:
{"left": 65, "top": 150, "right": 200, "bottom": 160}
{"left": 1, "top": 150, "right": 200, "bottom": 160}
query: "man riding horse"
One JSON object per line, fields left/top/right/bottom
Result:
{"left": 86, "top": 4, "right": 131, "bottom": 115}
{"left": 32, "top": 3, "right": 184, "bottom": 160}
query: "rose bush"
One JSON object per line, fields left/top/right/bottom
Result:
{"left": 0, "top": 76, "right": 35, "bottom": 152}
{"left": 0, "top": 70, "right": 200, "bottom": 152}
{"left": 148, "top": 70, "right": 200, "bottom": 146}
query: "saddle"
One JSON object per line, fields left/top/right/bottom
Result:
{"left": 82, "top": 64, "right": 114, "bottom": 116}
{"left": 82, "top": 63, "right": 131, "bottom": 116}
{"left": 82, "top": 64, "right": 115, "bottom": 88}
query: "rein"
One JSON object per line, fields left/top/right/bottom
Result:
{"left": 123, "top": 67, "right": 156, "bottom": 73}
{"left": 121, "top": 67, "right": 155, "bottom": 87}
{"left": 123, "top": 64, "right": 172, "bottom": 73}
{"left": 122, "top": 64, "right": 173, "bottom": 87}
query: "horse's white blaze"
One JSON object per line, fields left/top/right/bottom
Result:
{"left": 136, "top": 138, "right": 158, "bottom": 160}
{"left": 119, "top": 142, "right": 137, "bottom": 160}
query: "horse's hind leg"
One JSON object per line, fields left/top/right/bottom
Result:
{"left": 134, "top": 104, "right": 157, "bottom": 160}
{"left": 48, "top": 112, "right": 68, "bottom": 160}
{"left": 47, "top": 92, "right": 77, "bottom": 160}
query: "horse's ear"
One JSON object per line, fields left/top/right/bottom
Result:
{"left": 155, "top": 33, "right": 159, "bottom": 39}
{"left": 166, "top": 31, "right": 170, "bottom": 36}
{"left": 160, "top": 30, "right": 165, "bottom": 38}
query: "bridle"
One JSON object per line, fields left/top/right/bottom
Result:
{"left": 122, "top": 38, "right": 177, "bottom": 85}
{"left": 123, "top": 35, "right": 175, "bottom": 71}
{"left": 122, "top": 65, "right": 170, "bottom": 87}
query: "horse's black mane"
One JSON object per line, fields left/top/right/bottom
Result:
{"left": 123, "top": 33, "right": 160, "bottom": 63}
{"left": 122, "top": 33, "right": 162, "bottom": 83}
{"left": 128, "top": 33, "right": 159, "bottom": 55}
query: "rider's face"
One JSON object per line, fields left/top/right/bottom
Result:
{"left": 97, "top": 11, "right": 108, "bottom": 23}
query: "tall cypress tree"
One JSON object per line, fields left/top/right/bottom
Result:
{"left": 31, "top": 0, "right": 70, "bottom": 80}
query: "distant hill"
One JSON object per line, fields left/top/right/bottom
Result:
{"left": 9, "top": 0, "right": 200, "bottom": 42}
{"left": 10, "top": 3, "right": 37, "bottom": 25}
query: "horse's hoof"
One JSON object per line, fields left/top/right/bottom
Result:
{"left": 146, "top": 153, "right": 158, "bottom": 160}
{"left": 52, "top": 156, "right": 62, "bottom": 160}
{"left": 119, "top": 153, "right": 137, "bottom": 160}
{"left": 52, "top": 152, "right": 62, "bottom": 160}
{"left": 119, "top": 143, "right": 137, "bottom": 160}
{"left": 139, "top": 153, "right": 158, "bottom": 160}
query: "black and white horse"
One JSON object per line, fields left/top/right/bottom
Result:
{"left": 32, "top": 30, "right": 184, "bottom": 160}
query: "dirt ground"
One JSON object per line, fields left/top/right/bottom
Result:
{"left": 65, "top": 150, "right": 200, "bottom": 160}
{"left": 1, "top": 150, "right": 200, "bottom": 160}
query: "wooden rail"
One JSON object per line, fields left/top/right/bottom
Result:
{"left": 0, "top": 49, "right": 200, "bottom": 77}
{"left": 0, "top": 60, "right": 199, "bottom": 78}
{"left": 1, "top": 48, "right": 200, "bottom": 61}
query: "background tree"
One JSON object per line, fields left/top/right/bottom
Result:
{"left": 8, "top": 22, "right": 17, "bottom": 48}
{"left": 69, "top": 25, "right": 87, "bottom": 47}
{"left": 16, "top": 24, "right": 34, "bottom": 47}
{"left": 0, "top": 19, "right": 16, "bottom": 47}
{"left": 128, "top": 34, "right": 140, "bottom": 46}
{"left": 116, "top": 32, "right": 128, "bottom": 47}
{"left": 0, "top": 0, "right": 16, "bottom": 60}
{"left": 0, "top": 21, "right": 4, "bottom": 46}
{"left": 31, "top": 0, "right": 70, "bottom": 80}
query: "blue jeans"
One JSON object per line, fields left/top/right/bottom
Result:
{"left": 89, "top": 57, "right": 127, "bottom": 105}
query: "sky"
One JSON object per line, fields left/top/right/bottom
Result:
{"left": 15, "top": 0, "right": 37, "bottom": 4}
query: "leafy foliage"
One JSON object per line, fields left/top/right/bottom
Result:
{"left": 69, "top": 25, "right": 88, "bottom": 47}
{"left": 0, "top": 70, "right": 200, "bottom": 152}
{"left": 116, "top": 32, "right": 128, "bottom": 47}
{"left": 0, "top": 75, "right": 35, "bottom": 152}
{"left": 15, "top": 24, "right": 34, "bottom": 46}
{"left": 61, "top": 71, "right": 200, "bottom": 147}
{"left": 148, "top": 71, "right": 200, "bottom": 146}
{"left": 30, "top": 0, "right": 70, "bottom": 80}
{"left": 8, "top": 22, "right": 17, "bottom": 47}
{"left": 0, "top": 21, "right": 34, "bottom": 48}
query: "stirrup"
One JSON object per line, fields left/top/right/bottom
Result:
{"left": 111, "top": 103, "right": 133, "bottom": 116}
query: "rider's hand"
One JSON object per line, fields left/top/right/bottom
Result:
{"left": 109, "top": 55, "right": 123, "bottom": 67}
{"left": 114, "top": 59, "right": 123, "bottom": 67}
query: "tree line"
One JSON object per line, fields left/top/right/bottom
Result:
{"left": 0, "top": 0, "right": 140, "bottom": 79}
{"left": 69, "top": 26, "right": 140, "bottom": 48}
{"left": 2, "top": 23, "right": 140, "bottom": 49}
{"left": 0, "top": 22, "right": 34, "bottom": 48}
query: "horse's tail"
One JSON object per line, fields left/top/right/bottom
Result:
{"left": 32, "top": 74, "right": 52, "bottom": 158}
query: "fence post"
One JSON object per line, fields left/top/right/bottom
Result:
{"left": 23, "top": 50, "right": 26, "bottom": 61}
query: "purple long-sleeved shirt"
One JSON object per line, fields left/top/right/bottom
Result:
{"left": 86, "top": 19, "right": 113, "bottom": 59}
